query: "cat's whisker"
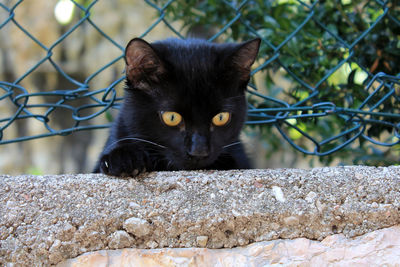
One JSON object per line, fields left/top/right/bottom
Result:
{"left": 107, "top": 137, "right": 167, "bottom": 150}
{"left": 223, "top": 141, "right": 242, "bottom": 149}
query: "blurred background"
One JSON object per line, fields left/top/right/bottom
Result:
{"left": 0, "top": 0, "right": 399, "bottom": 175}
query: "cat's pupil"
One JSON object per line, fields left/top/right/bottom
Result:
{"left": 219, "top": 114, "right": 223, "bottom": 121}
{"left": 171, "top": 114, "right": 175, "bottom": 121}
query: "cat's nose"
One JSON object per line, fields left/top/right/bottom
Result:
{"left": 187, "top": 133, "right": 209, "bottom": 158}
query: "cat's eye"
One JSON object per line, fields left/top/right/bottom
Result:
{"left": 161, "top": 111, "right": 182, "bottom": 127}
{"left": 212, "top": 112, "right": 231, "bottom": 126}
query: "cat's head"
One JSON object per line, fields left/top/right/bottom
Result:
{"left": 123, "top": 37, "right": 260, "bottom": 169}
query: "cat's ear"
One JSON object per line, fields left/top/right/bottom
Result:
{"left": 125, "top": 38, "right": 166, "bottom": 90}
{"left": 227, "top": 38, "right": 261, "bottom": 81}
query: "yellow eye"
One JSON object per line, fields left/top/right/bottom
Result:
{"left": 161, "top": 111, "right": 182, "bottom": 126}
{"left": 212, "top": 112, "right": 231, "bottom": 126}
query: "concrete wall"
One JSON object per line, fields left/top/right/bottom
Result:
{"left": 1, "top": 166, "right": 400, "bottom": 266}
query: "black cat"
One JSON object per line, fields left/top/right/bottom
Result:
{"left": 94, "top": 37, "right": 260, "bottom": 176}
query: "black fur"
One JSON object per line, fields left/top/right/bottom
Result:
{"left": 94, "top": 37, "right": 260, "bottom": 176}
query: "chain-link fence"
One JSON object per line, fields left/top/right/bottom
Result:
{"left": 1, "top": 0, "right": 399, "bottom": 160}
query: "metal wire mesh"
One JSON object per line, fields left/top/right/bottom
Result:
{"left": 0, "top": 0, "right": 399, "bottom": 157}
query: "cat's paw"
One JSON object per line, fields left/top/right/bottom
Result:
{"left": 99, "top": 146, "right": 148, "bottom": 177}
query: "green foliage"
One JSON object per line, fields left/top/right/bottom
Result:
{"left": 27, "top": 166, "right": 44, "bottom": 176}
{"left": 158, "top": 0, "right": 400, "bottom": 166}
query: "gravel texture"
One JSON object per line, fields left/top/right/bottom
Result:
{"left": 59, "top": 225, "right": 400, "bottom": 267}
{"left": 1, "top": 166, "right": 400, "bottom": 266}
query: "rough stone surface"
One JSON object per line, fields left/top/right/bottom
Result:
{"left": 108, "top": 230, "right": 135, "bottom": 250}
{"left": 58, "top": 225, "right": 400, "bottom": 266}
{"left": 1, "top": 166, "right": 400, "bottom": 266}
{"left": 196, "top": 236, "right": 209, "bottom": 248}
{"left": 123, "top": 217, "right": 151, "bottom": 238}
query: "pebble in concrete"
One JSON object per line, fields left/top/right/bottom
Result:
{"left": 108, "top": 230, "right": 135, "bottom": 249}
{"left": 196, "top": 236, "right": 209, "bottom": 247}
{"left": 123, "top": 217, "right": 151, "bottom": 238}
